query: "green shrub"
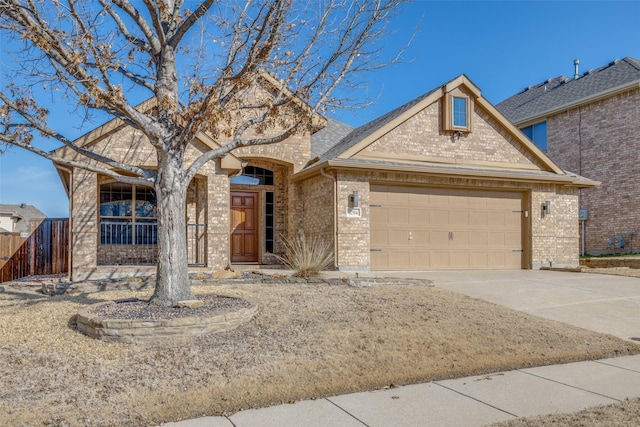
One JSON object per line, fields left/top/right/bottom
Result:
{"left": 277, "top": 234, "right": 334, "bottom": 278}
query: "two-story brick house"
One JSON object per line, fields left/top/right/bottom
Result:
{"left": 497, "top": 57, "right": 640, "bottom": 254}
{"left": 54, "top": 74, "right": 596, "bottom": 280}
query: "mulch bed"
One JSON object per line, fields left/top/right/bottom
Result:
{"left": 88, "top": 294, "right": 252, "bottom": 320}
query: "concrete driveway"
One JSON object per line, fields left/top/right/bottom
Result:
{"left": 363, "top": 269, "right": 640, "bottom": 342}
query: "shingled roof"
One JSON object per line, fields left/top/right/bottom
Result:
{"left": 497, "top": 57, "right": 640, "bottom": 124}
{"left": 0, "top": 204, "right": 46, "bottom": 234}
{"left": 310, "top": 118, "right": 354, "bottom": 158}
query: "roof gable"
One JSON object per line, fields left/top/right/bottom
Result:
{"left": 497, "top": 57, "right": 640, "bottom": 124}
{"left": 318, "top": 75, "right": 563, "bottom": 175}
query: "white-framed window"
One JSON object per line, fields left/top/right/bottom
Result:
{"left": 453, "top": 97, "right": 468, "bottom": 128}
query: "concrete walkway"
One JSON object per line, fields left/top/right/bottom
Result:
{"left": 163, "top": 270, "right": 640, "bottom": 427}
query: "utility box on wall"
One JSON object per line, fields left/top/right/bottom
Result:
{"left": 579, "top": 209, "right": 589, "bottom": 221}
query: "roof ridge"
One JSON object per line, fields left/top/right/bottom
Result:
{"left": 623, "top": 56, "right": 640, "bottom": 73}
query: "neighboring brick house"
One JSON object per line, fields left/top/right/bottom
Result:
{"left": 497, "top": 57, "right": 640, "bottom": 255}
{"left": 54, "top": 74, "right": 595, "bottom": 280}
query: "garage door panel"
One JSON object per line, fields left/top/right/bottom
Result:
{"left": 504, "top": 212, "right": 521, "bottom": 227}
{"left": 504, "top": 252, "right": 522, "bottom": 267}
{"left": 370, "top": 207, "right": 388, "bottom": 224}
{"left": 470, "top": 212, "right": 488, "bottom": 226}
{"left": 370, "top": 251, "right": 388, "bottom": 269}
{"left": 470, "top": 252, "right": 489, "bottom": 268}
{"left": 468, "top": 196, "right": 488, "bottom": 208}
{"left": 451, "top": 251, "right": 470, "bottom": 268}
{"left": 388, "top": 208, "right": 410, "bottom": 225}
{"left": 488, "top": 212, "right": 506, "bottom": 227}
{"left": 451, "top": 231, "right": 469, "bottom": 246}
{"left": 388, "top": 251, "right": 411, "bottom": 269}
{"left": 488, "top": 232, "right": 505, "bottom": 247}
{"left": 431, "top": 210, "right": 449, "bottom": 225}
{"left": 387, "top": 191, "right": 410, "bottom": 204}
{"left": 450, "top": 210, "right": 469, "bottom": 226}
{"left": 389, "top": 230, "right": 411, "bottom": 245}
{"left": 411, "top": 230, "right": 429, "bottom": 245}
{"left": 488, "top": 252, "right": 506, "bottom": 267}
{"left": 429, "top": 193, "right": 450, "bottom": 207}
{"left": 409, "top": 208, "right": 429, "bottom": 225}
{"left": 430, "top": 230, "right": 450, "bottom": 246}
{"left": 371, "top": 229, "right": 389, "bottom": 246}
{"left": 469, "top": 231, "right": 488, "bottom": 246}
{"left": 430, "top": 252, "right": 451, "bottom": 268}
{"left": 409, "top": 251, "right": 429, "bottom": 269}
{"left": 370, "top": 185, "right": 524, "bottom": 270}
{"left": 505, "top": 231, "right": 521, "bottom": 246}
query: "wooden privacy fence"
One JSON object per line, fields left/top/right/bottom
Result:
{"left": 0, "top": 232, "right": 28, "bottom": 269}
{"left": 0, "top": 219, "right": 69, "bottom": 283}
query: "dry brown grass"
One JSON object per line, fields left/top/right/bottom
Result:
{"left": 490, "top": 397, "right": 640, "bottom": 426}
{"left": 1, "top": 278, "right": 638, "bottom": 426}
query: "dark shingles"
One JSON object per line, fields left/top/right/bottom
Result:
{"left": 497, "top": 57, "right": 640, "bottom": 124}
{"left": 310, "top": 118, "right": 354, "bottom": 158}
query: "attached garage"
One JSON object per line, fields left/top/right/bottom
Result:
{"left": 370, "top": 185, "right": 525, "bottom": 270}
{"left": 294, "top": 75, "right": 598, "bottom": 272}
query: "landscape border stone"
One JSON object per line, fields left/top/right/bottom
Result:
{"left": 77, "top": 299, "right": 258, "bottom": 343}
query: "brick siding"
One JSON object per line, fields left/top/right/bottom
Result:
{"left": 546, "top": 88, "right": 640, "bottom": 253}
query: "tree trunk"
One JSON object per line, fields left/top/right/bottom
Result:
{"left": 151, "top": 151, "right": 196, "bottom": 306}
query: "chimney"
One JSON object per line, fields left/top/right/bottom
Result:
{"left": 574, "top": 59, "right": 580, "bottom": 79}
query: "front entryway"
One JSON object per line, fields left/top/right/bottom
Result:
{"left": 370, "top": 185, "right": 524, "bottom": 270}
{"left": 230, "top": 192, "right": 259, "bottom": 262}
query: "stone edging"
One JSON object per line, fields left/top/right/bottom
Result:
{"left": 77, "top": 300, "right": 258, "bottom": 343}
{"left": 190, "top": 275, "right": 434, "bottom": 287}
{"left": 580, "top": 258, "right": 640, "bottom": 269}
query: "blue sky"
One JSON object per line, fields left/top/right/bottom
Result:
{"left": 1, "top": 0, "right": 639, "bottom": 218}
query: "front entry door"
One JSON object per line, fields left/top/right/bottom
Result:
{"left": 230, "top": 192, "right": 259, "bottom": 262}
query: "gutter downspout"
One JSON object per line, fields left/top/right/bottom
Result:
{"left": 54, "top": 164, "right": 73, "bottom": 281}
{"left": 320, "top": 167, "right": 338, "bottom": 269}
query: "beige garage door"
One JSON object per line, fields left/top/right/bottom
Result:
{"left": 370, "top": 185, "right": 524, "bottom": 270}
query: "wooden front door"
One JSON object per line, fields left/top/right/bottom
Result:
{"left": 230, "top": 192, "right": 259, "bottom": 262}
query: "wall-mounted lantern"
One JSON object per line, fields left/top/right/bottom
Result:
{"left": 541, "top": 200, "right": 551, "bottom": 216}
{"left": 349, "top": 191, "right": 359, "bottom": 208}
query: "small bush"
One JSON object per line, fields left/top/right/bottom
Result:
{"left": 277, "top": 234, "right": 334, "bottom": 278}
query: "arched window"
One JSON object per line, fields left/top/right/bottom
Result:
{"left": 99, "top": 182, "right": 157, "bottom": 245}
{"left": 230, "top": 166, "right": 274, "bottom": 185}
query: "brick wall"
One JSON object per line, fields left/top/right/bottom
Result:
{"left": 361, "top": 99, "right": 547, "bottom": 170}
{"left": 293, "top": 173, "right": 335, "bottom": 252}
{"left": 546, "top": 88, "right": 640, "bottom": 253}
{"left": 321, "top": 169, "right": 579, "bottom": 271}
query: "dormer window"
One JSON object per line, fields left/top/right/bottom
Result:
{"left": 453, "top": 97, "right": 468, "bottom": 128}
{"left": 443, "top": 90, "right": 473, "bottom": 133}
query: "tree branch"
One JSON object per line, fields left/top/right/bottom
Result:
{"left": 170, "top": 0, "right": 215, "bottom": 48}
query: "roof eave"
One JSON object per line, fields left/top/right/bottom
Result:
{"left": 293, "top": 159, "right": 599, "bottom": 188}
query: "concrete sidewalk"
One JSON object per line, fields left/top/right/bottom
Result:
{"left": 162, "top": 269, "right": 640, "bottom": 426}
{"left": 163, "top": 354, "right": 640, "bottom": 427}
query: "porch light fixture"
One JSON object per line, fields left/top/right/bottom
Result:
{"left": 542, "top": 200, "right": 551, "bottom": 216}
{"left": 349, "top": 191, "right": 359, "bottom": 208}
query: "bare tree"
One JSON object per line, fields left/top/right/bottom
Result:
{"left": 0, "top": 0, "right": 408, "bottom": 306}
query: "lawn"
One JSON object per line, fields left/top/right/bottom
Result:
{"left": 1, "top": 276, "right": 638, "bottom": 426}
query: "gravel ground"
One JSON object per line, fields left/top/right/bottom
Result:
{"left": 0, "top": 271, "right": 638, "bottom": 426}
{"left": 88, "top": 294, "right": 251, "bottom": 320}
